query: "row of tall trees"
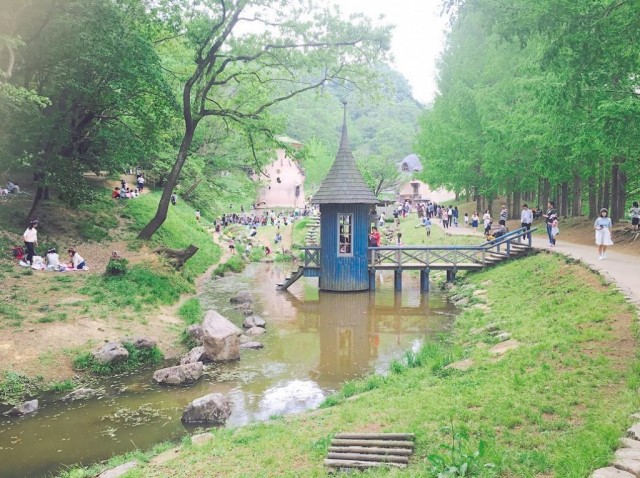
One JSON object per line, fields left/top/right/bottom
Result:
{"left": 416, "top": 0, "right": 640, "bottom": 222}
{"left": 1, "top": 0, "right": 394, "bottom": 238}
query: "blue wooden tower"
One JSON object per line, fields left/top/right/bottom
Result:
{"left": 311, "top": 104, "right": 378, "bottom": 292}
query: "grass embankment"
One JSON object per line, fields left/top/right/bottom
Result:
{"left": 91, "top": 252, "right": 639, "bottom": 478}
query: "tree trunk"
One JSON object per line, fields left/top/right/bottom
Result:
{"left": 27, "top": 187, "right": 44, "bottom": 220}
{"left": 182, "top": 176, "right": 202, "bottom": 200}
{"left": 603, "top": 172, "right": 611, "bottom": 210}
{"left": 610, "top": 161, "right": 619, "bottom": 220}
{"left": 153, "top": 244, "right": 199, "bottom": 269}
{"left": 616, "top": 169, "right": 627, "bottom": 224}
{"left": 512, "top": 191, "right": 521, "bottom": 219}
{"left": 541, "top": 178, "right": 550, "bottom": 209}
{"left": 475, "top": 187, "right": 481, "bottom": 213}
{"left": 138, "top": 125, "right": 196, "bottom": 239}
{"left": 588, "top": 176, "right": 597, "bottom": 219}
{"left": 571, "top": 174, "right": 581, "bottom": 216}
{"left": 560, "top": 182, "right": 569, "bottom": 218}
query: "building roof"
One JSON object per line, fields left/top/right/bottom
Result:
{"left": 398, "top": 154, "right": 423, "bottom": 173}
{"left": 311, "top": 104, "right": 378, "bottom": 205}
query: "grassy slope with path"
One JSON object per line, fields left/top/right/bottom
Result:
{"left": 64, "top": 252, "right": 640, "bottom": 478}
{"left": 0, "top": 190, "right": 222, "bottom": 397}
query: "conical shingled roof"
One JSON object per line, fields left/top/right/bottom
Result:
{"left": 311, "top": 104, "right": 378, "bottom": 205}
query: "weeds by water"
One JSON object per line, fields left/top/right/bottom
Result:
{"left": 73, "top": 343, "right": 163, "bottom": 375}
{"left": 213, "top": 254, "right": 246, "bottom": 277}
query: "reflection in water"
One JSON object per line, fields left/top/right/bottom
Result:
{"left": 0, "top": 263, "right": 454, "bottom": 478}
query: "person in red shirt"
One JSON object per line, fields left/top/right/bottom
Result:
{"left": 112, "top": 187, "right": 120, "bottom": 199}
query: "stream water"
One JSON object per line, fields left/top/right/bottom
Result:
{"left": 0, "top": 263, "right": 455, "bottom": 478}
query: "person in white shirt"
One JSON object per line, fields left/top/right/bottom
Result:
{"left": 23, "top": 220, "right": 38, "bottom": 265}
{"left": 520, "top": 204, "right": 534, "bottom": 240}
{"left": 46, "top": 248, "right": 61, "bottom": 271}
{"left": 67, "top": 248, "right": 86, "bottom": 269}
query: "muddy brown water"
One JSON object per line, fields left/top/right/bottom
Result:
{"left": 0, "top": 263, "right": 455, "bottom": 478}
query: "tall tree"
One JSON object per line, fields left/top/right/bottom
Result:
{"left": 137, "top": 0, "right": 391, "bottom": 239}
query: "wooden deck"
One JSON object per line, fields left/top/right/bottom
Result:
{"left": 277, "top": 227, "right": 536, "bottom": 291}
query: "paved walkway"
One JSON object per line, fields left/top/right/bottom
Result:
{"left": 434, "top": 220, "right": 640, "bottom": 307}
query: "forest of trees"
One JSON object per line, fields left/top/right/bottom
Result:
{"left": 417, "top": 0, "right": 640, "bottom": 222}
{"left": 1, "top": 0, "right": 424, "bottom": 237}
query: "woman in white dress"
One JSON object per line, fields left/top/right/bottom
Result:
{"left": 594, "top": 208, "right": 614, "bottom": 260}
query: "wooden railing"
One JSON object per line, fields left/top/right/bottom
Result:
{"left": 301, "top": 227, "right": 536, "bottom": 270}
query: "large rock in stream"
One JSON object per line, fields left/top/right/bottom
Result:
{"left": 92, "top": 342, "right": 129, "bottom": 364}
{"left": 180, "top": 346, "right": 212, "bottom": 365}
{"left": 181, "top": 393, "right": 231, "bottom": 424}
{"left": 4, "top": 399, "right": 38, "bottom": 416}
{"left": 202, "top": 310, "right": 242, "bottom": 362}
{"left": 243, "top": 316, "right": 266, "bottom": 329}
{"left": 153, "top": 362, "right": 203, "bottom": 385}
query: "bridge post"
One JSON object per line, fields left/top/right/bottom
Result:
{"left": 369, "top": 268, "right": 376, "bottom": 291}
{"left": 506, "top": 241, "right": 511, "bottom": 257}
{"left": 446, "top": 268, "right": 457, "bottom": 283}
{"left": 394, "top": 268, "right": 403, "bottom": 291}
{"left": 420, "top": 267, "right": 430, "bottom": 292}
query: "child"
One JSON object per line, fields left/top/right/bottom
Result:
{"left": 195, "top": 210, "right": 201, "bottom": 221}
{"left": 595, "top": 208, "right": 613, "bottom": 259}
{"left": 415, "top": 216, "right": 432, "bottom": 237}
{"left": 67, "top": 248, "right": 86, "bottom": 270}
{"left": 471, "top": 212, "right": 479, "bottom": 233}
{"left": 396, "top": 232, "right": 403, "bottom": 246}
{"left": 228, "top": 238, "right": 235, "bottom": 253}
{"left": 464, "top": 212, "right": 469, "bottom": 228}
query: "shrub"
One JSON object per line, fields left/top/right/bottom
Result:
{"left": 248, "top": 247, "right": 265, "bottom": 262}
{"left": 73, "top": 342, "right": 164, "bottom": 375}
{"left": 105, "top": 257, "right": 128, "bottom": 276}
{"left": 213, "top": 254, "right": 247, "bottom": 277}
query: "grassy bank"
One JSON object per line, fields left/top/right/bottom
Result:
{"left": 64, "top": 252, "right": 639, "bottom": 477}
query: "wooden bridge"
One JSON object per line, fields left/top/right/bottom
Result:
{"left": 277, "top": 226, "right": 536, "bottom": 291}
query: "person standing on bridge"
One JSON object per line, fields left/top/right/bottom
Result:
{"left": 595, "top": 208, "right": 613, "bottom": 260}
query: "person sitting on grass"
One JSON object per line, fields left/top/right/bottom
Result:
{"left": 112, "top": 187, "right": 120, "bottom": 199}
{"left": 493, "top": 219, "right": 507, "bottom": 239}
{"left": 67, "top": 248, "right": 86, "bottom": 270}
{"left": 45, "top": 248, "right": 61, "bottom": 271}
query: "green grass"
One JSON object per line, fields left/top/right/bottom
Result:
{"left": 72, "top": 342, "right": 164, "bottom": 375}
{"left": 93, "top": 253, "right": 639, "bottom": 478}
{"left": 122, "top": 192, "right": 222, "bottom": 281}
{"left": 80, "top": 263, "right": 193, "bottom": 311}
{"left": 213, "top": 254, "right": 247, "bottom": 277}
{"left": 177, "top": 298, "right": 203, "bottom": 326}
{"left": 0, "top": 370, "right": 39, "bottom": 405}
{"left": 397, "top": 216, "right": 480, "bottom": 246}
{"left": 291, "top": 217, "right": 309, "bottom": 248}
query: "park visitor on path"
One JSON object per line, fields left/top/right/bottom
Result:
{"left": 543, "top": 201, "right": 558, "bottom": 246}
{"left": 23, "top": 220, "right": 38, "bottom": 265}
{"left": 629, "top": 201, "right": 640, "bottom": 231}
{"left": 483, "top": 210, "right": 492, "bottom": 235}
{"left": 521, "top": 203, "right": 533, "bottom": 239}
{"left": 471, "top": 212, "right": 479, "bottom": 233}
{"left": 415, "top": 215, "right": 432, "bottom": 237}
{"left": 595, "top": 208, "right": 614, "bottom": 260}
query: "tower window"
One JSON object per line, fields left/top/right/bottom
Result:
{"left": 338, "top": 213, "right": 353, "bottom": 256}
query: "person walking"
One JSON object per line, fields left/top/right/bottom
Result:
{"left": 520, "top": 203, "right": 533, "bottom": 240}
{"left": 442, "top": 207, "right": 449, "bottom": 229}
{"left": 595, "top": 208, "right": 614, "bottom": 259}
{"left": 500, "top": 205, "right": 508, "bottom": 223}
{"left": 23, "top": 220, "right": 38, "bottom": 265}
{"left": 629, "top": 201, "right": 640, "bottom": 231}
{"left": 483, "top": 210, "right": 492, "bottom": 235}
{"left": 543, "top": 201, "right": 558, "bottom": 246}
{"left": 471, "top": 212, "right": 479, "bottom": 233}
{"left": 452, "top": 206, "right": 459, "bottom": 227}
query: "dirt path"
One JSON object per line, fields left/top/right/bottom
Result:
{"left": 433, "top": 217, "right": 640, "bottom": 306}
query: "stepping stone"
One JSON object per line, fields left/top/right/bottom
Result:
{"left": 627, "top": 424, "right": 640, "bottom": 440}
{"left": 489, "top": 339, "right": 520, "bottom": 356}
{"left": 621, "top": 438, "right": 640, "bottom": 450}
{"left": 611, "top": 446, "right": 640, "bottom": 476}
{"left": 97, "top": 461, "right": 138, "bottom": 478}
{"left": 446, "top": 358, "right": 474, "bottom": 371}
{"left": 149, "top": 447, "right": 181, "bottom": 466}
{"left": 495, "top": 332, "right": 511, "bottom": 342}
{"left": 591, "top": 467, "right": 635, "bottom": 478}
{"left": 472, "top": 289, "right": 487, "bottom": 296}
{"left": 191, "top": 432, "right": 214, "bottom": 446}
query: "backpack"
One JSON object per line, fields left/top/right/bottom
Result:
{"left": 12, "top": 246, "right": 24, "bottom": 259}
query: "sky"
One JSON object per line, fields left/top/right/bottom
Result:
{"left": 335, "top": 0, "right": 449, "bottom": 105}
